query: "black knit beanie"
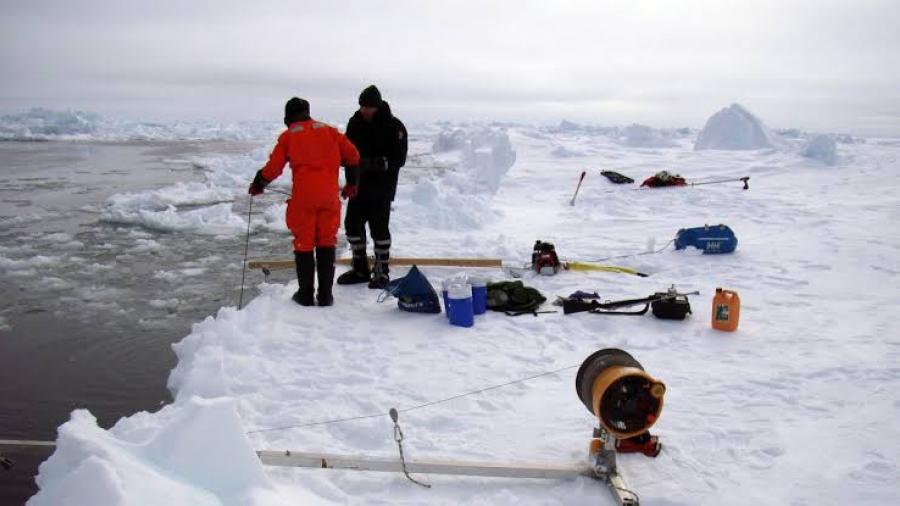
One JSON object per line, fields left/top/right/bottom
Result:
{"left": 284, "top": 97, "right": 310, "bottom": 126}
{"left": 358, "top": 85, "right": 382, "bottom": 108}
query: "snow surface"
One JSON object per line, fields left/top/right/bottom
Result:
{"left": 694, "top": 103, "right": 778, "bottom": 151}
{"left": 30, "top": 117, "right": 900, "bottom": 505}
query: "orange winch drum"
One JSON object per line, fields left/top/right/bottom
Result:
{"left": 575, "top": 349, "right": 666, "bottom": 439}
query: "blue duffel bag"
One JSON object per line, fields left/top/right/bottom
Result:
{"left": 380, "top": 265, "right": 442, "bottom": 314}
{"left": 674, "top": 224, "right": 737, "bottom": 254}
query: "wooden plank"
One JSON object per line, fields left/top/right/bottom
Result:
{"left": 248, "top": 257, "right": 503, "bottom": 271}
{"left": 247, "top": 259, "right": 298, "bottom": 270}
{"left": 256, "top": 450, "right": 593, "bottom": 480}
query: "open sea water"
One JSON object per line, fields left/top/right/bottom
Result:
{"left": 0, "top": 140, "right": 296, "bottom": 504}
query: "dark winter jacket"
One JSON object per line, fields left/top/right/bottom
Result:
{"left": 346, "top": 101, "right": 407, "bottom": 201}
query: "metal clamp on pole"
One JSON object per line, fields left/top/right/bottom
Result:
{"left": 389, "top": 408, "right": 431, "bottom": 489}
{"left": 588, "top": 428, "right": 639, "bottom": 506}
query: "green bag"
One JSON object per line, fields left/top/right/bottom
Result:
{"left": 486, "top": 281, "right": 548, "bottom": 316}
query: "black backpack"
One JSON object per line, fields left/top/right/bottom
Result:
{"left": 486, "top": 281, "right": 549, "bottom": 316}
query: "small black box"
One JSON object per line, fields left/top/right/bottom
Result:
{"left": 651, "top": 295, "right": 692, "bottom": 320}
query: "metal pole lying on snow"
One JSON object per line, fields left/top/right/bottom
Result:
{"left": 0, "top": 439, "right": 626, "bottom": 504}
{"left": 257, "top": 450, "right": 593, "bottom": 480}
{"left": 690, "top": 176, "right": 750, "bottom": 190}
{"left": 0, "top": 440, "right": 589, "bottom": 480}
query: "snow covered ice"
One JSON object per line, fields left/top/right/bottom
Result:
{"left": 0, "top": 108, "right": 279, "bottom": 143}
{"left": 30, "top": 398, "right": 296, "bottom": 506}
{"left": 621, "top": 124, "right": 676, "bottom": 148}
{"left": 694, "top": 103, "right": 779, "bottom": 151}
{"left": 802, "top": 135, "right": 838, "bottom": 165}
{"left": 23, "top": 113, "right": 900, "bottom": 505}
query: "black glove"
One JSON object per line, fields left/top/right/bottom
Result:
{"left": 344, "top": 165, "right": 359, "bottom": 186}
{"left": 248, "top": 170, "right": 269, "bottom": 196}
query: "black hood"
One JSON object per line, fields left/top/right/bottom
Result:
{"left": 377, "top": 100, "right": 393, "bottom": 119}
{"left": 352, "top": 100, "right": 394, "bottom": 123}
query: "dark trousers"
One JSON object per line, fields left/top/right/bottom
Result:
{"left": 344, "top": 197, "right": 392, "bottom": 275}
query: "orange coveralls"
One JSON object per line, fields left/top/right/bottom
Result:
{"left": 260, "top": 119, "right": 360, "bottom": 251}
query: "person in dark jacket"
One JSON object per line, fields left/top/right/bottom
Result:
{"left": 337, "top": 85, "right": 407, "bottom": 289}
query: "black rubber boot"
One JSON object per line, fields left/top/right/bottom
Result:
{"left": 337, "top": 252, "right": 370, "bottom": 285}
{"left": 368, "top": 259, "right": 389, "bottom": 290}
{"left": 315, "top": 247, "right": 336, "bottom": 306}
{"left": 292, "top": 251, "right": 315, "bottom": 306}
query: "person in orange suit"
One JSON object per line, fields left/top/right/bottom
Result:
{"left": 248, "top": 97, "right": 360, "bottom": 306}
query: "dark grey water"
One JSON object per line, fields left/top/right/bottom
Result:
{"left": 0, "top": 140, "right": 297, "bottom": 505}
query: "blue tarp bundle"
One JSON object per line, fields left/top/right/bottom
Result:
{"left": 675, "top": 224, "right": 737, "bottom": 254}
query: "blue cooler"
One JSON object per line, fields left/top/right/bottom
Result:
{"left": 470, "top": 276, "right": 487, "bottom": 315}
{"left": 447, "top": 284, "right": 474, "bottom": 328}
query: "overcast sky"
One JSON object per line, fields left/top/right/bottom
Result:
{"left": 1, "top": 0, "right": 898, "bottom": 133}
